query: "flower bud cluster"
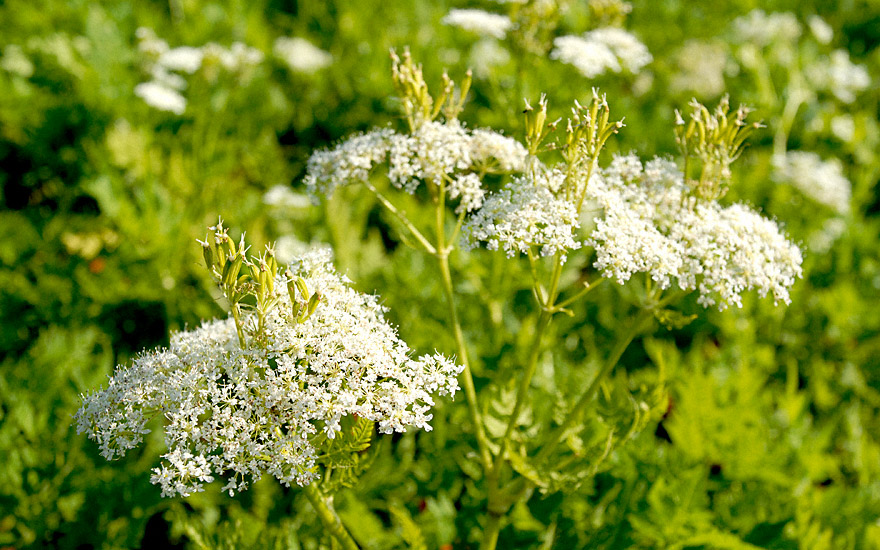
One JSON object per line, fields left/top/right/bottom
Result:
{"left": 76, "top": 244, "right": 462, "bottom": 497}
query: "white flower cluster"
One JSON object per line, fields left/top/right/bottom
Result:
{"left": 75, "top": 248, "right": 462, "bottom": 497}
{"left": 134, "top": 28, "right": 264, "bottom": 114}
{"left": 731, "top": 10, "right": 801, "bottom": 48}
{"left": 805, "top": 49, "right": 871, "bottom": 104}
{"left": 304, "top": 120, "right": 527, "bottom": 213}
{"left": 462, "top": 169, "right": 582, "bottom": 261}
{"left": 588, "top": 155, "right": 803, "bottom": 309}
{"left": 442, "top": 9, "right": 513, "bottom": 40}
{"left": 551, "top": 27, "right": 652, "bottom": 78}
{"left": 273, "top": 37, "right": 332, "bottom": 73}
{"left": 772, "top": 151, "right": 851, "bottom": 214}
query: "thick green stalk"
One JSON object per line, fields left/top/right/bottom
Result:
{"left": 435, "top": 180, "right": 494, "bottom": 472}
{"left": 437, "top": 248, "right": 494, "bottom": 472}
{"left": 302, "top": 483, "right": 360, "bottom": 550}
{"left": 480, "top": 512, "right": 504, "bottom": 550}
{"left": 482, "top": 253, "right": 564, "bottom": 550}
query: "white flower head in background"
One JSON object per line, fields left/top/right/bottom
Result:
{"left": 75, "top": 246, "right": 462, "bottom": 497}
{"left": 157, "top": 46, "right": 204, "bottom": 74}
{"left": 469, "top": 38, "right": 511, "bottom": 79}
{"left": 808, "top": 15, "right": 834, "bottom": 45}
{"left": 670, "top": 40, "right": 728, "bottom": 98}
{"left": 772, "top": 151, "right": 851, "bottom": 214}
{"left": 551, "top": 27, "right": 651, "bottom": 78}
{"left": 273, "top": 37, "right": 332, "bottom": 73}
{"left": 134, "top": 81, "right": 187, "bottom": 114}
{"left": 133, "top": 29, "right": 265, "bottom": 114}
{"left": 732, "top": 10, "right": 801, "bottom": 48}
{"left": 263, "top": 184, "right": 312, "bottom": 210}
{"left": 442, "top": 8, "right": 513, "bottom": 40}
{"left": 805, "top": 49, "right": 871, "bottom": 104}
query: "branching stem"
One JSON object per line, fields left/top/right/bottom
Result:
{"left": 302, "top": 483, "right": 360, "bottom": 550}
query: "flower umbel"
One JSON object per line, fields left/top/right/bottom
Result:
{"left": 75, "top": 228, "right": 462, "bottom": 497}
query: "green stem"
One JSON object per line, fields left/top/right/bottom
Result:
{"left": 363, "top": 180, "right": 436, "bottom": 255}
{"left": 302, "top": 484, "right": 360, "bottom": 550}
{"left": 480, "top": 512, "right": 504, "bottom": 550}
{"left": 537, "top": 308, "right": 652, "bottom": 462}
{"left": 773, "top": 77, "right": 808, "bottom": 158}
{"left": 499, "top": 309, "right": 552, "bottom": 448}
{"left": 437, "top": 252, "right": 494, "bottom": 472}
{"left": 434, "top": 180, "right": 494, "bottom": 472}
{"left": 554, "top": 277, "right": 605, "bottom": 311}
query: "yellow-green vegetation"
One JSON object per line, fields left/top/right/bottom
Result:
{"left": 2, "top": 0, "right": 879, "bottom": 549}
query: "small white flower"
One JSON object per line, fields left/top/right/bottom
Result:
{"left": 469, "top": 38, "right": 511, "bottom": 79}
{"left": 442, "top": 9, "right": 513, "bottom": 40}
{"left": 134, "top": 81, "right": 187, "bottom": 114}
{"left": 670, "top": 40, "right": 727, "bottom": 98}
{"left": 551, "top": 35, "right": 619, "bottom": 78}
{"left": 273, "top": 37, "right": 332, "bottom": 73}
{"left": 830, "top": 115, "right": 855, "bottom": 142}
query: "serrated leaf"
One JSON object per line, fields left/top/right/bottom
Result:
{"left": 507, "top": 448, "right": 549, "bottom": 489}
{"left": 389, "top": 504, "right": 427, "bottom": 550}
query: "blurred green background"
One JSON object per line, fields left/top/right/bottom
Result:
{"left": 1, "top": 0, "right": 879, "bottom": 548}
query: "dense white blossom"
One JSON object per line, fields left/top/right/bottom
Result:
{"left": 304, "top": 121, "right": 527, "bottom": 213}
{"left": 466, "top": 152, "right": 802, "bottom": 309}
{"left": 273, "top": 37, "right": 332, "bottom": 73}
{"left": 588, "top": 155, "right": 803, "bottom": 309}
{"left": 805, "top": 49, "right": 871, "bottom": 103}
{"left": 551, "top": 27, "right": 651, "bottom": 78}
{"left": 76, "top": 248, "right": 462, "bottom": 497}
{"left": 134, "top": 82, "right": 187, "bottom": 114}
{"left": 442, "top": 9, "right": 513, "bottom": 40}
{"left": 773, "top": 151, "right": 851, "bottom": 214}
{"left": 463, "top": 169, "right": 582, "bottom": 261}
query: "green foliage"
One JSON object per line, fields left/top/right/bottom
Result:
{"left": 2, "top": 0, "right": 879, "bottom": 548}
